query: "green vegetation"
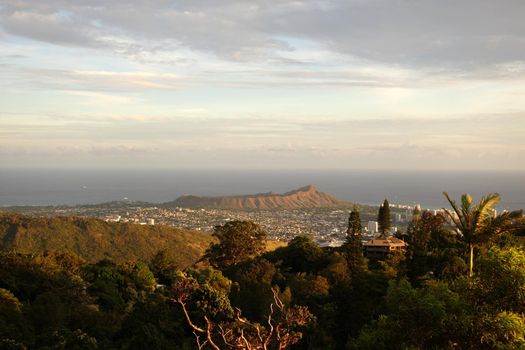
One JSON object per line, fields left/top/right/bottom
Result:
{"left": 377, "top": 199, "right": 391, "bottom": 235}
{"left": 342, "top": 207, "right": 367, "bottom": 273}
{"left": 0, "top": 212, "right": 213, "bottom": 267}
{"left": 203, "top": 220, "right": 267, "bottom": 269}
{"left": 0, "top": 192, "right": 524, "bottom": 349}
{"left": 443, "top": 192, "right": 523, "bottom": 277}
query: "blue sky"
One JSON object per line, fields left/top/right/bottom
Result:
{"left": 1, "top": 0, "right": 524, "bottom": 170}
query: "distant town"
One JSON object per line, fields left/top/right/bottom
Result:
{"left": 5, "top": 201, "right": 452, "bottom": 247}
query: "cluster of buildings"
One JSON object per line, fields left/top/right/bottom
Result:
{"left": 22, "top": 204, "right": 358, "bottom": 243}
{"left": 104, "top": 215, "right": 155, "bottom": 226}
{"left": 13, "top": 202, "right": 416, "bottom": 259}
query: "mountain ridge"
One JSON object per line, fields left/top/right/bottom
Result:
{"left": 0, "top": 212, "right": 213, "bottom": 266}
{"left": 165, "top": 184, "right": 351, "bottom": 209}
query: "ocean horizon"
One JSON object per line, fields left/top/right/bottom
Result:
{"left": 1, "top": 168, "right": 524, "bottom": 210}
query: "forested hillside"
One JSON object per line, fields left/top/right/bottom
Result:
{"left": 0, "top": 212, "right": 213, "bottom": 267}
{"left": 0, "top": 193, "right": 525, "bottom": 349}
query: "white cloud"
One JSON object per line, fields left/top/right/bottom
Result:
{"left": 2, "top": 0, "right": 525, "bottom": 69}
{"left": 1, "top": 0, "right": 524, "bottom": 170}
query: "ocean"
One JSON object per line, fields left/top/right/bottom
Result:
{"left": 0, "top": 169, "right": 524, "bottom": 210}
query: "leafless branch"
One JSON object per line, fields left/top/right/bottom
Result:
{"left": 174, "top": 283, "right": 313, "bottom": 350}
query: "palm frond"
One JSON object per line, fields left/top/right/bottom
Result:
{"left": 477, "top": 193, "right": 500, "bottom": 217}
{"left": 461, "top": 194, "right": 473, "bottom": 211}
{"left": 443, "top": 192, "right": 465, "bottom": 229}
{"left": 472, "top": 193, "right": 500, "bottom": 232}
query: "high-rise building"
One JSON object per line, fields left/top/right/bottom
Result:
{"left": 394, "top": 213, "right": 403, "bottom": 223}
{"left": 405, "top": 209, "right": 413, "bottom": 222}
{"left": 367, "top": 221, "right": 379, "bottom": 234}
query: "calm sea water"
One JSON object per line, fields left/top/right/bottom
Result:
{"left": 0, "top": 169, "right": 524, "bottom": 210}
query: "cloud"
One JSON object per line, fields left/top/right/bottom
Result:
{"left": 1, "top": 0, "right": 525, "bottom": 71}
{"left": 1, "top": 65, "right": 186, "bottom": 92}
{"left": 2, "top": 111, "right": 524, "bottom": 148}
{"left": 1, "top": 10, "right": 97, "bottom": 47}
{"left": 0, "top": 1, "right": 524, "bottom": 170}
{"left": 266, "top": 0, "right": 525, "bottom": 68}
{"left": 0, "top": 62, "right": 425, "bottom": 94}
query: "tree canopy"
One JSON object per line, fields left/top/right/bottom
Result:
{"left": 443, "top": 192, "right": 524, "bottom": 277}
{"left": 342, "top": 208, "right": 367, "bottom": 274}
{"left": 204, "top": 220, "right": 267, "bottom": 269}
{"left": 377, "top": 199, "right": 391, "bottom": 235}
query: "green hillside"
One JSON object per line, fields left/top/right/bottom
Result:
{"left": 0, "top": 212, "right": 213, "bottom": 267}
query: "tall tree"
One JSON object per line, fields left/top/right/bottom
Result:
{"left": 405, "top": 209, "right": 450, "bottom": 283}
{"left": 378, "top": 199, "right": 391, "bottom": 235}
{"left": 347, "top": 207, "right": 362, "bottom": 237}
{"left": 443, "top": 192, "right": 524, "bottom": 278}
{"left": 377, "top": 205, "right": 384, "bottom": 233}
{"left": 204, "top": 220, "right": 267, "bottom": 270}
{"left": 343, "top": 207, "right": 367, "bottom": 273}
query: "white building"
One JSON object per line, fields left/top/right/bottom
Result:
{"left": 394, "top": 213, "right": 403, "bottom": 223}
{"left": 405, "top": 209, "right": 413, "bottom": 222}
{"left": 367, "top": 221, "right": 379, "bottom": 234}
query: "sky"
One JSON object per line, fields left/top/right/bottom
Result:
{"left": 1, "top": 0, "right": 525, "bottom": 170}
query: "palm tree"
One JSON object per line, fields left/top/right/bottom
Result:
{"left": 442, "top": 192, "right": 523, "bottom": 278}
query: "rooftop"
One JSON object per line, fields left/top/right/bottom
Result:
{"left": 364, "top": 237, "right": 407, "bottom": 247}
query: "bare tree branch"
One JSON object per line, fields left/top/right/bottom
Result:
{"left": 174, "top": 284, "right": 313, "bottom": 350}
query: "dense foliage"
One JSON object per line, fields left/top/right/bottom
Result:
{"left": 377, "top": 199, "right": 391, "bottom": 235}
{"left": 204, "top": 221, "right": 267, "bottom": 269}
{"left": 0, "top": 193, "right": 524, "bottom": 349}
{"left": 0, "top": 213, "right": 213, "bottom": 266}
